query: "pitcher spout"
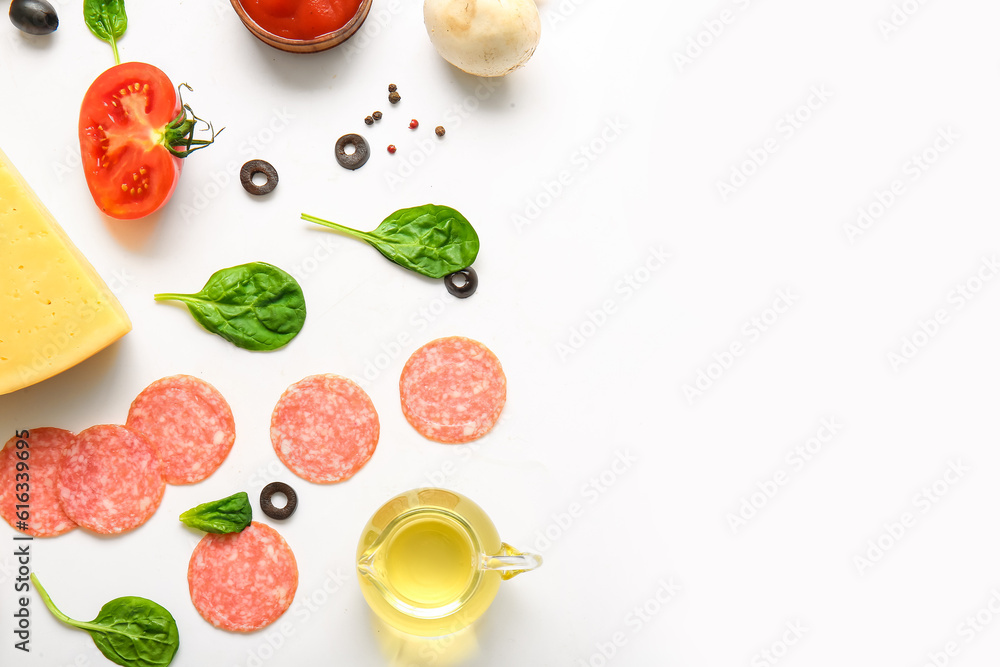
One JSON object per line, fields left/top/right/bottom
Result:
{"left": 356, "top": 547, "right": 383, "bottom": 586}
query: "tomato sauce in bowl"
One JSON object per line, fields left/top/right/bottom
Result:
{"left": 239, "top": 0, "right": 362, "bottom": 40}
{"left": 231, "top": 0, "right": 370, "bottom": 52}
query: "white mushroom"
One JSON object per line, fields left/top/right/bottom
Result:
{"left": 423, "top": 0, "right": 542, "bottom": 78}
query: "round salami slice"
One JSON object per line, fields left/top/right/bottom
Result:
{"left": 270, "top": 375, "right": 379, "bottom": 484}
{"left": 58, "top": 424, "right": 164, "bottom": 535}
{"left": 399, "top": 336, "right": 507, "bottom": 444}
{"left": 0, "top": 428, "right": 77, "bottom": 537}
{"left": 188, "top": 521, "right": 298, "bottom": 632}
{"left": 126, "top": 375, "right": 236, "bottom": 485}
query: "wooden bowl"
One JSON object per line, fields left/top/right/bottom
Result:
{"left": 230, "top": 0, "right": 373, "bottom": 53}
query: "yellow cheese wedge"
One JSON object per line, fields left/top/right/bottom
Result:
{"left": 0, "top": 148, "right": 131, "bottom": 395}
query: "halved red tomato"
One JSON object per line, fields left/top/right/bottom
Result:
{"left": 79, "top": 62, "right": 215, "bottom": 220}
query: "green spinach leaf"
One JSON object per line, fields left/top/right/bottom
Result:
{"left": 84, "top": 0, "right": 127, "bottom": 65}
{"left": 31, "top": 574, "right": 179, "bottom": 667}
{"left": 154, "top": 262, "right": 306, "bottom": 352}
{"left": 179, "top": 491, "right": 252, "bottom": 534}
{"left": 302, "top": 204, "right": 479, "bottom": 279}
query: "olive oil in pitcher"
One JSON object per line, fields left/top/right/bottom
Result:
{"left": 356, "top": 488, "right": 541, "bottom": 636}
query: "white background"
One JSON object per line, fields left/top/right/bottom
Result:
{"left": 3, "top": 0, "right": 1000, "bottom": 665}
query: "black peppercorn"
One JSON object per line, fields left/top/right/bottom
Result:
{"left": 388, "top": 83, "right": 397, "bottom": 92}
{"left": 372, "top": 111, "right": 383, "bottom": 121}
{"left": 389, "top": 91, "right": 401, "bottom": 104}
{"left": 365, "top": 116, "right": 374, "bottom": 125}
{"left": 435, "top": 126, "right": 445, "bottom": 137}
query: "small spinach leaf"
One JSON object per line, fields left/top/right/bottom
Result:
{"left": 302, "top": 204, "right": 479, "bottom": 279}
{"left": 32, "top": 574, "right": 179, "bottom": 667}
{"left": 84, "top": 0, "right": 127, "bottom": 65}
{"left": 154, "top": 262, "right": 306, "bottom": 352}
{"left": 180, "top": 491, "right": 252, "bottom": 534}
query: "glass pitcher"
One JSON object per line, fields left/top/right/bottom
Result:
{"left": 356, "top": 488, "right": 542, "bottom": 636}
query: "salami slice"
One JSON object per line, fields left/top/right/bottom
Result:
{"left": 0, "top": 428, "right": 77, "bottom": 537}
{"left": 270, "top": 375, "right": 379, "bottom": 484}
{"left": 187, "top": 521, "right": 298, "bottom": 632}
{"left": 58, "top": 424, "right": 164, "bottom": 535}
{"left": 126, "top": 375, "right": 236, "bottom": 485}
{"left": 399, "top": 336, "right": 507, "bottom": 444}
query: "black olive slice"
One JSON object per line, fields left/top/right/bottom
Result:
{"left": 260, "top": 482, "right": 297, "bottom": 520}
{"left": 444, "top": 267, "right": 478, "bottom": 298}
{"left": 240, "top": 159, "right": 278, "bottom": 195}
{"left": 335, "top": 134, "right": 370, "bottom": 170}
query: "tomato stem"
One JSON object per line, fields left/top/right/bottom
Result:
{"left": 162, "top": 84, "right": 223, "bottom": 158}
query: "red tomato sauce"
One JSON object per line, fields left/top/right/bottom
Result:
{"left": 239, "top": 0, "right": 363, "bottom": 40}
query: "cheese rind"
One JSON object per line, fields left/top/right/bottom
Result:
{"left": 0, "top": 148, "right": 131, "bottom": 395}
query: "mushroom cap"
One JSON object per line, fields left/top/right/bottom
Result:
{"left": 424, "top": 0, "right": 542, "bottom": 77}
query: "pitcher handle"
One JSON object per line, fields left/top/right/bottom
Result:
{"left": 484, "top": 542, "right": 543, "bottom": 580}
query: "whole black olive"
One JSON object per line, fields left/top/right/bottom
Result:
{"left": 9, "top": 0, "right": 59, "bottom": 35}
